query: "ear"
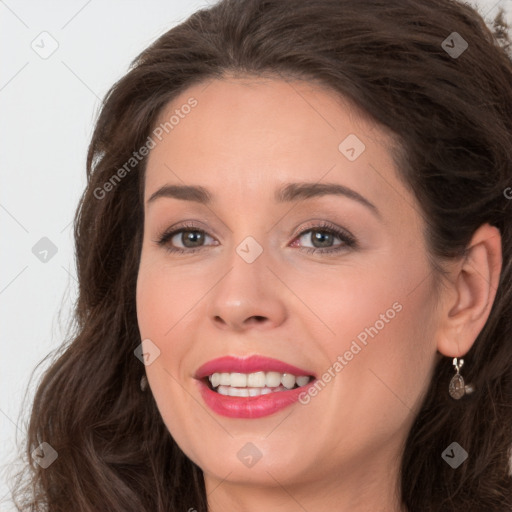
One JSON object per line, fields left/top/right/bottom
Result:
{"left": 436, "top": 223, "right": 502, "bottom": 358}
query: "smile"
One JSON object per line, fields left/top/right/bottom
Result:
{"left": 206, "top": 371, "right": 312, "bottom": 396}
{"left": 195, "top": 355, "right": 317, "bottom": 418}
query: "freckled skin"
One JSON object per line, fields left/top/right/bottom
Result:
{"left": 135, "top": 77, "right": 446, "bottom": 512}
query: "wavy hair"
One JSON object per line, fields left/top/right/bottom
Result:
{"left": 10, "top": 0, "right": 512, "bottom": 510}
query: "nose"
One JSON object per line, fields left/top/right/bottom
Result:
{"left": 207, "top": 254, "right": 287, "bottom": 332}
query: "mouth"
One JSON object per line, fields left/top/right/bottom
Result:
{"left": 203, "top": 371, "right": 314, "bottom": 397}
{"left": 195, "top": 355, "right": 317, "bottom": 418}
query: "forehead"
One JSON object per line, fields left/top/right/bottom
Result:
{"left": 143, "top": 77, "right": 402, "bottom": 211}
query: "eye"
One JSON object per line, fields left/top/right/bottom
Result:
{"left": 155, "top": 222, "right": 217, "bottom": 254}
{"left": 291, "top": 221, "right": 357, "bottom": 254}
{"left": 155, "top": 221, "right": 357, "bottom": 255}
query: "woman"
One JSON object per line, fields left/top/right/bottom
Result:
{"left": 12, "top": 0, "right": 512, "bottom": 510}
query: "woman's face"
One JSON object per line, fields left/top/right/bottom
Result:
{"left": 136, "top": 77, "right": 442, "bottom": 496}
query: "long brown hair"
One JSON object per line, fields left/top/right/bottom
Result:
{"left": 11, "top": 0, "right": 512, "bottom": 510}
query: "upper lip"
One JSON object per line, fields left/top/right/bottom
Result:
{"left": 195, "top": 355, "right": 316, "bottom": 379}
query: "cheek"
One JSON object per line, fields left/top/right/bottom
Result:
{"left": 283, "top": 252, "right": 435, "bottom": 359}
{"left": 311, "top": 264, "right": 438, "bottom": 443}
{"left": 135, "top": 256, "right": 205, "bottom": 459}
{"left": 135, "top": 256, "right": 195, "bottom": 401}
{"left": 136, "top": 253, "right": 201, "bottom": 341}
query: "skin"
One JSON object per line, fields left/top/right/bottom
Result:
{"left": 135, "top": 76, "right": 502, "bottom": 512}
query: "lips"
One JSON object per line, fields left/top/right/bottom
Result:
{"left": 194, "top": 355, "right": 317, "bottom": 418}
{"left": 194, "top": 355, "right": 316, "bottom": 379}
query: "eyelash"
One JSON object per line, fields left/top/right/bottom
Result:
{"left": 154, "top": 221, "right": 357, "bottom": 255}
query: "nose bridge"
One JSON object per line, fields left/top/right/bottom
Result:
{"left": 206, "top": 228, "right": 287, "bottom": 330}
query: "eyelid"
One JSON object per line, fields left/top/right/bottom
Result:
{"left": 153, "top": 220, "right": 216, "bottom": 246}
{"left": 292, "top": 219, "right": 356, "bottom": 244}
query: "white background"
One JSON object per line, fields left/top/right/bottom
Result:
{"left": 1, "top": 0, "right": 510, "bottom": 509}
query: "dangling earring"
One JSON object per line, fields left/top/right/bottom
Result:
{"left": 140, "top": 375, "right": 148, "bottom": 392}
{"left": 448, "top": 357, "right": 475, "bottom": 399}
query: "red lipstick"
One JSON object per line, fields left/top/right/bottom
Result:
{"left": 194, "top": 355, "right": 317, "bottom": 419}
{"left": 195, "top": 355, "right": 314, "bottom": 379}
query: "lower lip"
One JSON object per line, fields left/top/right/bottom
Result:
{"left": 196, "top": 379, "right": 316, "bottom": 418}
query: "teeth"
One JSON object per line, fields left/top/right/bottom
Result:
{"left": 247, "top": 371, "right": 266, "bottom": 387}
{"left": 296, "top": 376, "right": 310, "bottom": 387}
{"left": 228, "top": 386, "right": 247, "bottom": 397}
{"left": 217, "top": 386, "right": 230, "bottom": 396}
{"left": 211, "top": 373, "right": 221, "bottom": 387}
{"left": 281, "top": 373, "right": 296, "bottom": 389}
{"left": 265, "top": 371, "right": 282, "bottom": 387}
{"left": 230, "top": 373, "right": 247, "bottom": 387}
{"left": 207, "top": 371, "right": 311, "bottom": 392}
{"left": 217, "top": 385, "right": 288, "bottom": 396}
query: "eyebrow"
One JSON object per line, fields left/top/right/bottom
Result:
{"left": 147, "top": 182, "right": 380, "bottom": 217}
